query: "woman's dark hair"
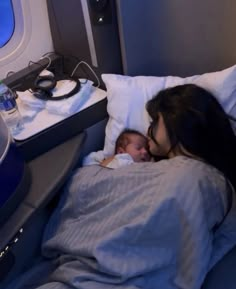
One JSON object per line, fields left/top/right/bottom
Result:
{"left": 146, "top": 84, "right": 236, "bottom": 190}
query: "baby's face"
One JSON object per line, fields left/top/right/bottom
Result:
{"left": 124, "top": 135, "right": 151, "bottom": 162}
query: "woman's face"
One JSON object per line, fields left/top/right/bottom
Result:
{"left": 147, "top": 114, "right": 173, "bottom": 158}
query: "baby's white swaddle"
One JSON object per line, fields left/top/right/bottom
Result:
{"left": 83, "top": 151, "right": 134, "bottom": 169}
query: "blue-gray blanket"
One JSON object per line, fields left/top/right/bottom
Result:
{"left": 9, "top": 156, "right": 236, "bottom": 289}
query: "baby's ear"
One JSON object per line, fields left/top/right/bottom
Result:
{"left": 117, "top": 147, "right": 125, "bottom": 154}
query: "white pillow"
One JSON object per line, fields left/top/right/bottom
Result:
{"left": 102, "top": 65, "right": 236, "bottom": 156}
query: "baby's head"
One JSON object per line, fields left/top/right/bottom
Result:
{"left": 115, "top": 129, "right": 151, "bottom": 162}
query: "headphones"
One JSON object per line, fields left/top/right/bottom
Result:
{"left": 33, "top": 71, "right": 81, "bottom": 101}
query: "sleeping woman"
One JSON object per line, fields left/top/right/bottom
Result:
{"left": 146, "top": 83, "right": 236, "bottom": 191}
{"left": 8, "top": 84, "right": 236, "bottom": 289}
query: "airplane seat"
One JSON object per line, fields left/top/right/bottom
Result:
{"left": 0, "top": 118, "right": 107, "bottom": 289}
{"left": 0, "top": 115, "right": 30, "bottom": 226}
{"left": 202, "top": 244, "right": 236, "bottom": 289}
{"left": 0, "top": 204, "right": 53, "bottom": 289}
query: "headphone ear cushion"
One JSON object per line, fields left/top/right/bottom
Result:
{"left": 34, "top": 75, "right": 57, "bottom": 91}
{"left": 33, "top": 89, "right": 53, "bottom": 100}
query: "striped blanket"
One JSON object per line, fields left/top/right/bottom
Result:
{"left": 8, "top": 156, "right": 236, "bottom": 289}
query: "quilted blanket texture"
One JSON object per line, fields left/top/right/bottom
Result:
{"left": 7, "top": 156, "right": 236, "bottom": 289}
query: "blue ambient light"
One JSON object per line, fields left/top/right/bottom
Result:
{"left": 0, "top": 0, "right": 15, "bottom": 48}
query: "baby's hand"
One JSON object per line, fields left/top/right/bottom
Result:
{"left": 100, "top": 156, "right": 115, "bottom": 167}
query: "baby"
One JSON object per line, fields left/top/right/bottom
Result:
{"left": 100, "top": 129, "right": 151, "bottom": 168}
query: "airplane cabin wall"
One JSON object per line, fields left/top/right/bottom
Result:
{"left": 0, "top": 0, "right": 53, "bottom": 80}
{"left": 116, "top": 0, "right": 236, "bottom": 77}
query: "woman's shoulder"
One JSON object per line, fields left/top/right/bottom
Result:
{"left": 167, "top": 155, "right": 216, "bottom": 170}
{"left": 163, "top": 156, "right": 226, "bottom": 185}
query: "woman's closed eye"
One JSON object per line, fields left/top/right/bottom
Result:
{"left": 148, "top": 120, "right": 158, "bottom": 139}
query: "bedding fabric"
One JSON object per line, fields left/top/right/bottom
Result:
{"left": 8, "top": 157, "right": 236, "bottom": 289}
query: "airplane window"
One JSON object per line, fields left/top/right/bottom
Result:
{"left": 0, "top": 0, "right": 15, "bottom": 48}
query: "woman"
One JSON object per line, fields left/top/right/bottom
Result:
{"left": 146, "top": 83, "right": 236, "bottom": 191}
{"left": 144, "top": 84, "right": 236, "bottom": 289}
